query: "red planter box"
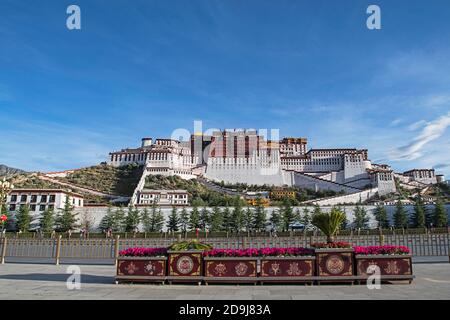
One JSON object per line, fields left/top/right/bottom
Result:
{"left": 259, "top": 256, "right": 316, "bottom": 283}
{"left": 355, "top": 254, "right": 413, "bottom": 282}
{"left": 315, "top": 248, "right": 354, "bottom": 279}
{"left": 167, "top": 250, "right": 203, "bottom": 284}
{"left": 116, "top": 257, "right": 167, "bottom": 284}
{"left": 204, "top": 257, "right": 258, "bottom": 284}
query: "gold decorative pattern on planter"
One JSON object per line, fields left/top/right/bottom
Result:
{"left": 234, "top": 262, "right": 248, "bottom": 276}
{"left": 176, "top": 255, "right": 194, "bottom": 274}
{"left": 384, "top": 261, "right": 400, "bottom": 275}
{"left": 269, "top": 262, "right": 281, "bottom": 275}
{"left": 214, "top": 263, "right": 227, "bottom": 276}
{"left": 325, "top": 255, "right": 345, "bottom": 275}
{"left": 124, "top": 262, "right": 139, "bottom": 275}
{"left": 287, "top": 262, "right": 302, "bottom": 276}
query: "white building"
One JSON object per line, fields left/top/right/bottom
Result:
{"left": 403, "top": 169, "right": 438, "bottom": 185}
{"left": 107, "top": 129, "right": 443, "bottom": 205}
{"left": 136, "top": 189, "right": 189, "bottom": 207}
{"left": 6, "top": 189, "right": 84, "bottom": 213}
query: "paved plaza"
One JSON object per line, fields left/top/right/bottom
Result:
{"left": 0, "top": 261, "right": 449, "bottom": 300}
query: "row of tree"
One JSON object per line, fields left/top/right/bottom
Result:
{"left": 373, "top": 197, "right": 448, "bottom": 229}
{"left": 2, "top": 196, "right": 447, "bottom": 233}
{"left": 1, "top": 197, "right": 78, "bottom": 232}
{"left": 99, "top": 197, "right": 448, "bottom": 233}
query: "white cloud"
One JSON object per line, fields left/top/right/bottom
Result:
{"left": 389, "top": 112, "right": 450, "bottom": 161}
{"left": 407, "top": 120, "right": 427, "bottom": 131}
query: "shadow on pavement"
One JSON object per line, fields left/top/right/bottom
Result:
{"left": 0, "top": 273, "right": 114, "bottom": 284}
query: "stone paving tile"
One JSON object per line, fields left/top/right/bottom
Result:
{"left": 1, "top": 263, "right": 450, "bottom": 299}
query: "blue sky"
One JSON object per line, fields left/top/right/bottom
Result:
{"left": 0, "top": 0, "right": 449, "bottom": 177}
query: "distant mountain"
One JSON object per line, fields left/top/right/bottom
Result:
{"left": 0, "top": 164, "right": 27, "bottom": 177}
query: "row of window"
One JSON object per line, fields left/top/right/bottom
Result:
{"left": 111, "top": 153, "right": 147, "bottom": 162}
{"left": 139, "top": 200, "right": 188, "bottom": 204}
{"left": 9, "top": 194, "right": 56, "bottom": 203}
{"left": 9, "top": 204, "right": 54, "bottom": 212}
{"left": 140, "top": 194, "right": 188, "bottom": 199}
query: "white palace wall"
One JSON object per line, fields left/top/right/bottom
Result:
{"left": 74, "top": 205, "right": 450, "bottom": 232}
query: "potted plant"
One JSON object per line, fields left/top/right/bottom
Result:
{"left": 167, "top": 240, "right": 212, "bottom": 284}
{"left": 116, "top": 247, "right": 167, "bottom": 284}
{"left": 259, "top": 247, "right": 315, "bottom": 284}
{"left": 203, "top": 248, "right": 259, "bottom": 284}
{"left": 354, "top": 245, "right": 413, "bottom": 283}
{"left": 311, "top": 208, "right": 354, "bottom": 279}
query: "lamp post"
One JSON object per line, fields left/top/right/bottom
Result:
{"left": 0, "top": 178, "right": 14, "bottom": 233}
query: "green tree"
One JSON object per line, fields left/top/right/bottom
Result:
{"left": 353, "top": 203, "right": 369, "bottom": 229}
{"left": 374, "top": 204, "right": 390, "bottom": 228}
{"left": 221, "top": 206, "right": 232, "bottom": 232}
{"left": 125, "top": 207, "right": 141, "bottom": 232}
{"left": 269, "top": 209, "right": 282, "bottom": 231}
{"left": 432, "top": 198, "right": 448, "bottom": 227}
{"left": 179, "top": 207, "right": 189, "bottom": 232}
{"left": 140, "top": 207, "right": 151, "bottom": 232}
{"left": 209, "top": 206, "right": 223, "bottom": 232}
{"left": 280, "top": 199, "right": 295, "bottom": 231}
{"left": 189, "top": 205, "right": 200, "bottom": 230}
{"left": 56, "top": 196, "right": 78, "bottom": 232}
{"left": 231, "top": 201, "right": 244, "bottom": 232}
{"left": 15, "top": 204, "right": 31, "bottom": 232}
{"left": 199, "top": 207, "right": 210, "bottom": 230}
{"left": 313, "top": 204, "right": 322, "bottom": 216}
{"left": 253, "top": 201, "right": 267, "bottom": 231}
{"left": 299, "top": 207, "right": 311, "bottom": 229}
{"left": 149, "top": 206, "right": 165, "bottom": 232}
{"left": 294, "top": 208, "right": 301, "bottom": 223}
{"left": 411, "top": 197, "right": 426, "bottom": 228}
{"left": 99, "top": 206, "right": 115, "bottom": 232}
{"left": 243, "top": 207, "right": 254, "bottom": 232}
{"left": 39, "top": 207, "right": 55, "bottom": 233}
{"left": 112, "top": 206, "right": 126, "bottom": 232}
{"left": 167, "top": 207, "right": 179, "bottom": 232}
{"left": 393, "top": 200, "right": 408, "bottom": 229}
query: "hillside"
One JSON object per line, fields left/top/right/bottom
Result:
{"left": 6, "top": 172, "right": 109, "bottom": 205}
{"left": 144, "top": 174, "right": 242, "bottom": 206}
{"left": 0, "top": 164, "right": 26, "bottom": 177}
{"left": 56, "top": 163, "right": 144, "bottom": 196}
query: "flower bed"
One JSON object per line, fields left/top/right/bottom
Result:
{"left": 354, "top": 246, "right": 413, "bottom": 281}
{"left": 203, "top": 249, "right": 258, "bottom": 283}
{"left": 259, "top": 247, "right": 315, "bottom": 283}
{"left": 116, "top": 247, "right": 167, "bottom": 284}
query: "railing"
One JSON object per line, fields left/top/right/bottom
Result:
{"left": 1, "top": 233, "right": 449, "bottom": 265}
{"left": 1, "top": 227, "right": 448, "bottom": 239}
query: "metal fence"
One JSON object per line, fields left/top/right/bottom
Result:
{"left": 1, "top": 233, "right": 449, "bottom": 265}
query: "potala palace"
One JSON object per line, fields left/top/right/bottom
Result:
{"left": 108, "top": 129, "right": 445, "bottom": 206}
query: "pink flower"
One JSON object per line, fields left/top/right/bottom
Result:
{"left": 353, "top": 245, "right": 410, "bottom": 255}
{"left": 119, "top": 247, "right": 167, "bottom": 257}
